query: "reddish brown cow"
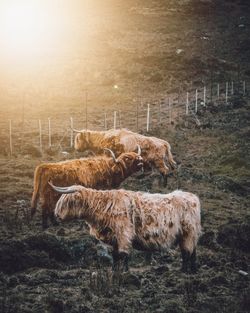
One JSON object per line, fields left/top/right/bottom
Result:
{"left": 73, "top": 128, "right": 177, "bottom": 186}
{"left": 31, "top": 150, "right": 143, "bottom": 228}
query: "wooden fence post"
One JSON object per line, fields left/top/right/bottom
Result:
{"left": 186, "top": 92, "right": 189, "bottom": 115}
{"left": 48, "top": 118, "right": 51, "bottom": 147}
{"left": 113, "top": 111, "right": 117, "bottom": 129}
{"left": 85, "top": 90, "right": 88, "bottom": 129}
{"left": 70, "top": 117, "right": 73, "bottom": 147}
{"left": 203, "top": 86, "right": 206, "bottom": 106}
{"left": 169, "top": 97, "right": 172, "bottom": 123}
{"left": 226, "top": 82, "right": 228, "bottom": 104}
{"left": 104, "top": 112, "right": 107, "bottom": 130}
{"left": 231, "top": 81, "right": 234, "bottom": 95}
{"left": 195, "top": 89, "right": 198, "bottom": 113}
{"left": 136, "top": 103, "right": 139, "bottom": 132}
{"left": 38, "top": 119, "right": 42, "bottom": 152}
{"left": 177, "top": 86, "right": 181, "bottom": 107}
{"left": 217, "top": 83, "right": 220, "bottom": 99}
{"left": 146, "top": 104, "right": 150, "bottom": 132}
{"left": 9, "top": 119, "right": 13, "bottom": 156}
{"left": 118, "top": 110, "right": 122, "bottom": 128}
{"left": 158, "top": 101, "right": 161, "bottom": 124}
{"left": 21, "top": 93, "right": 25, "bottom": 151}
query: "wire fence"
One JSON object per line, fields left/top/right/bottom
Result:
{"left": 1, "top": 79, "right": 248, "bottom": 157}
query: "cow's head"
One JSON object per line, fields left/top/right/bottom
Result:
{"left": 49, "top": 182, "right": 86, "bottom": 221}
{"left": 105, "top": 146, "right": 143, "bottom": 179}
{"left": 73, "top": 130, "right": 90, "bottom": 152}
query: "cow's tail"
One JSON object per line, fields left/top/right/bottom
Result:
{"left": 164, "top": 143, "right": 177, "bottom": 170}
{"left": 31, "top": 165, "right": 43, "bottom": 218}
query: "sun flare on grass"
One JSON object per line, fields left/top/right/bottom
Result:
{"left": 0, "top": 0, "right": 69, "bottom": 63}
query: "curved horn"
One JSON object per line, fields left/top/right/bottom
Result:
{"left": 48, "top": 181, "right": 80, "bottom": 194}
{"left": 136, "top": 144, "right": 141, "bottom": 156}
{"left": 71, "top": 127, "right": 84, "bottom": 133}
{"left": 103, "top": 148, "right": 118, "bottom": 163}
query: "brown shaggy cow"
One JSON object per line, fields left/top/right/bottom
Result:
{"left": 51, "top": 183, "right": 201, "bottom": 273}
{"left": 31, "top": 150, "right": 143, "bottom": 229}
{"left": 73, "top": 128, "right": 177, "bottom": 186}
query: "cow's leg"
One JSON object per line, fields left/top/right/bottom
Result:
{"left": 180, "top": 248, "right": 197, "bottom": 273}
{"left": 145, "top": 251, "right": 152, "bottom": 264}
{"left": 112, "top": 240, "right": 120, "bottom": 272}
{"left": 153, "top": 159, "right": 169, "bottom": 187}
{"left": 190, "top": 248, "right": 197, "bottom": 273}
{"left": 162, "top": 175, "right": 168, "bottom": 187}
{"left": 140, "top": 162, "right": 152, "bottom": 177}
{"left": 145, "top": 251, "right": 157, "bottom": 265}
{"left": 179, "top": 231, "right": 197, "bottom": 273}
{"left": 41, "top": 205, "right": 49, "bottom": 229}
{"left": 115, "top": 237, "right": 131, "bottom": 272}
{"left": 180, "top": 249, "right": 190, "bottom": 273}
{"left": 31, "top": 207, "right": 36, "bottom": 219}
{"left": 112, "top": 249, "right": 120, "bottom": 271}
{"left": 48, "top": 199, "right": 59, "bottom": 226}
{"left": 49, "top": 211, "right": 59, "bottom": 226}
{"left": 119, "top": 252, "right": 129, "bottom": 272}
{"left": 112, "top": 250, "right": 129, "bottom": 272}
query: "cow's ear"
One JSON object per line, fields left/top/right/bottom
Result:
{"left": 111, "top": 163, "right": 120, "bottom": 174}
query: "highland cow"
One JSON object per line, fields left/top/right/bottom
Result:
{"left": 31, "top": 149, "right": 143, "bottom": 228}
{"left": 51, "top": 183, "right": 201, "bottom": 273}
{"left": 73, "top": 128, "right": 177, "bottom": 186}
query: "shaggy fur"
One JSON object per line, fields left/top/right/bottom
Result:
{"left": 31, "top": 152, "right": 143, "bottom": 228}
{"left": 53, "top": 185, "right": 201, "bottom": 273}
{"left": 74, "top": 128, "right": 177, "bottom": 185}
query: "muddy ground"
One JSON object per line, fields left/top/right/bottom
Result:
{"left": 0, "top": 1, "right": 250, "bottom": 312}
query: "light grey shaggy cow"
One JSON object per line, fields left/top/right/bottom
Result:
{"left": 50, "top": 183, "right": 201, "bottom": 273}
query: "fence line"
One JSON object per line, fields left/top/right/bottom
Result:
{"left": 48, "top": 118, "right": 51, "bottom": 148}
{"left": 38, "top": 119, "right": 42, "bottom": 152}
{"left": 118, "top": 110, "right": 122, "bottom": 128}
{"left": 226, "top": 82, "right": 228, "bottom": 104}
{"left": 169, "top": 98, "right": 172, "bottom": 124}
{"left": 146, "top": 104, "right": 150, "bottom": 132}
{"left": 113, "top": 111, "right": 117, "bottom": 129}
{"left": 70, "top": 117, "right": 73, "bottom": 148}
{"left": 203, "top": 86, "right": 206, "bottom": 106}
{"left": 104, "top": 112, "right": 107, "bottom": 130}
{"left": 136, "top": 103, "right": 139, "bottom": 132}
{"left": 186, "top": 92, "right": 189, "bottom": 115}
{"left": 85, "top": 90, "right": 88, "bottom": 129}
{"left": 195, "top": 89, "right": 198, "bottom": 113}
{"left": 3, "top": 79, "right": 248, "bottom": 156}
{"left": 9, "top": 119, "right": 12, "bottom": 156}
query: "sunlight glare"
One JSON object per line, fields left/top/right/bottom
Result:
{"left": 0, "top": 0, "right": 67, "bottom": 62}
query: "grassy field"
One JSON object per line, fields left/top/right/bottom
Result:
{"left": 0, "top": 1, "right": 249, "bottom": 312}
